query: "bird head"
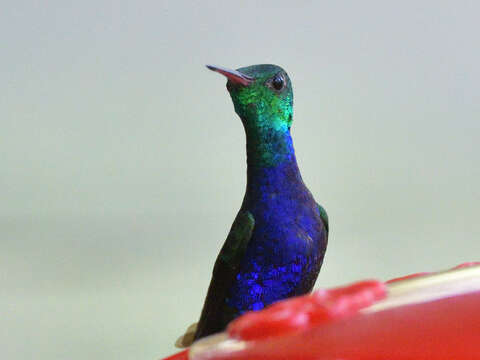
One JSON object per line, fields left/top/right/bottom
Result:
{"left": 207, "top": 64, "right": 293, "bottom": 134}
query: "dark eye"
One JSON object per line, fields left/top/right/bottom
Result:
{"left": 271, "top": 73, "right": 285, "bottom": 91}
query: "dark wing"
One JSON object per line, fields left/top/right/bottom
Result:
{"left": 193, "top": 211, "right": 255, "bottom": 341}
{"left": 317, "top": 203, "right": 329, "bottom": 237}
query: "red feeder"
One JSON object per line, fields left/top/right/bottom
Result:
{"left": 164, "top": 263, "right": 480, "bottom": 360}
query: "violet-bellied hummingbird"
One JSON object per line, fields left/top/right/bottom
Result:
{"left": 178, "top": 64, "right": 329, "bottom": 346}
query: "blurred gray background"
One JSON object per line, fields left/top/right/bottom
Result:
{"left": 2, "top": 1, "right": 479, "bottom": 359}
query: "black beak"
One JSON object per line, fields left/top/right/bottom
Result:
{"left": 206, "top": 65, "right": 254, "bottom": 86}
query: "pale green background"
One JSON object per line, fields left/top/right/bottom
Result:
{"left": 2, "top": 1, "right": 479, "bottom": 359}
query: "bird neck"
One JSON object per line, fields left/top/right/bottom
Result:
{"left": 244, "top": 126, "right": 303, "bottom": 186}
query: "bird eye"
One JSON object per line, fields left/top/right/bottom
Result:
{"left": 270, "top": 73, "right": 285, "bottom": 91}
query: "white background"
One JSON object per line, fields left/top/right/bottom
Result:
{"left": 2, "top": 1, "right": 479, "bottom": 359}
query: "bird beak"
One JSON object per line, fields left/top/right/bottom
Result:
{"left": 206, "top": 65, "right": 254, "bottom": 86}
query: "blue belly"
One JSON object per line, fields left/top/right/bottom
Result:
{"left": 225, "top": 161, "right": 326, "bottom": 313}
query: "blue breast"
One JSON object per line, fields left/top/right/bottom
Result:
{"left": 225, "top": 158, "right": 326, "bottom": 313}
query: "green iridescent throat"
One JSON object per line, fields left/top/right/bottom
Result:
{"left": 229, "top": 66, "right": 294, "bottom": 167}
{"left": 243, "top": 125, "right": 295, "bottom": 167}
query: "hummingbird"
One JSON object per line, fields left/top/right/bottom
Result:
{"left": 178, "top": 64, "right": 329, "bottom": 346}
